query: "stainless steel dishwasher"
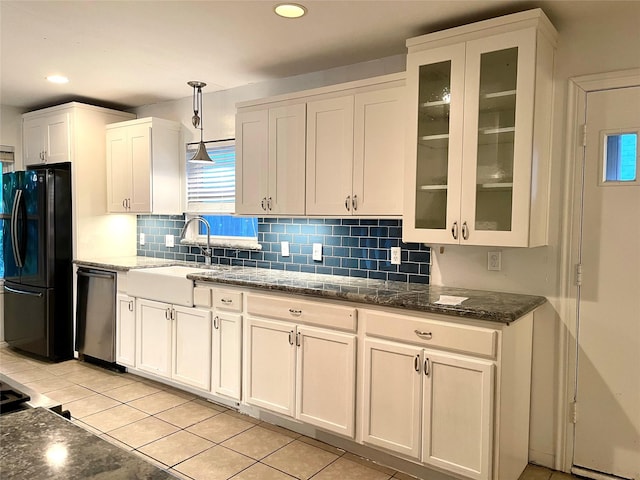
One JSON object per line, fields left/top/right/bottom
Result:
{"left": 75, "top": 268, "right": 117, "bottom": 363}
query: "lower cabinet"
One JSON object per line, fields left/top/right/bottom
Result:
{"left": 362, "top": 338, "right": 494, "bottom": 480}
{"left": 136, "top": 298, "right": 212, "bottom": 390}
{"left": 245, "top": 316, "right": 356, "bottom": 438}
{"left": 211, "top": 311, "right": 242, "bottom": 400}
{"left": 116, "top": 293, "right": 136, "bottom": 368}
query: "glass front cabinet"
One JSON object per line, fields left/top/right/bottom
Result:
{"left": 403, "top": 10, "right": 557, "bottom": 247}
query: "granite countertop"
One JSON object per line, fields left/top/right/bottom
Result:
{"left": 0, "top": 407, "right": 176, "bottom": 479}
{"left": 73, "top": 256, "right": 546, "bottom": 324}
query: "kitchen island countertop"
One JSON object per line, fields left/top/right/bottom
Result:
{"left": 74, "top": 257, "right": 546, "bottom": 324}
{"left": 0, "top": 407, "right": 176, "bottom": 479}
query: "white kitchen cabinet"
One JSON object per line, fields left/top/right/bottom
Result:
{"left": 106, "top": 117, "right": 182, "bottom": 214}
{"left": 363, "top": 338, "right": 494, "bottom": 480}
{"left": 23, "top": 112, "right": 71, "bottom": 166}
{"left": 212, "top": 311, "right": 242, "bottom": 400}
{"left": 361, "top": 307, "right": 533, "bottom": 480}
{"left": 403, "top": 10, "right": 557, "bottom": 247}
{"left": 244, "top": 293, "right": 357, "bottom": 437}
{"left": 116, "top": 293, "right": 136, "bottom": 368}
{"left": 136, "top": 298, "right": 211, "bottom": 390}
{"left": 235, "top": 104, "right": 306, "bottom": 215}
{"left": 306, "top": 84, "right": 405, "bottom": 216}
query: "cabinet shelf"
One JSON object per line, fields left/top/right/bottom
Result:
{"left": 477, "top": 182, "right": 513, "bottom": 190}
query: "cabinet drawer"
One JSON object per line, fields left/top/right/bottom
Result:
{"left": 363, "top": 310, "right": 497, "bottom": 358}
{"left": 247, "top": 294, "right": 356, "bottom": 332}
{"left": 212, "top": 289, "right": 243, "bottom": 312}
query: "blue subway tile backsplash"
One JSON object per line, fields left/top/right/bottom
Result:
{"left": 137, "top": 215, "right": 430, "bottom": 284}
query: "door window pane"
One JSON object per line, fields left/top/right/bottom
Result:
{"left": 604, "top": 133, "right": 637, "bottom": 182}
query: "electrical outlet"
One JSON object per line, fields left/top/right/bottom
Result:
{"left": 281, "top": 241, "right": 290, "bottom": 257}
{"left": 139, "top": 233, "right": 145, "bottom": 246}
{"left": 390, "top": 246, "right": 401, "bottom": 265}
{"left": 488, "top": 251, "right": 501, "bottom": 271}
{"left": 165, "top": 234, "right": 175, "bottom": 248}
{"left": 312, "top": 243, "right": 323, "bottom": 261}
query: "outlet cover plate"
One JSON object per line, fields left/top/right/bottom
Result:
{"left": 312, "top": 243, "right": 323, "bottom": 261}
{"left": 488, "top": 251, "right": 501, "bottom": 271}
{"left": 281, "top": 241, "right": 290, "bottom": 257}
{"left": 139, "top": 233, "right": 145, "bottom": 246}
{"left": 390, "top": 247, "right": 401, "bottom": 265}
{"left": 165, "top": 234, "right": 175, "bottom": 248}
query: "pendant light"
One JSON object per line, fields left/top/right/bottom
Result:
{"left": 188, "top": 81, "right": 214, "bottom": 163}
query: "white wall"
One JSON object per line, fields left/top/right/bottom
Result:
{"left": 98, "top": 5, "right": 640, "bottom": 470}
{"left": 0, "top": 105, "right": 26, "bottom": 170}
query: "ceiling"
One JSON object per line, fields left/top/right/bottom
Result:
{"left": 0, "top": 0, "right": 628, "bottom": 111}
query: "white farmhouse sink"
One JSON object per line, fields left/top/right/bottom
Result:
{"left": 127, "top": 266, "right": 204, "bottom": 306}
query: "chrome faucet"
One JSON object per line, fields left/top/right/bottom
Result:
{"left": 180, "top": 216, "right": 212, "bottom": 265}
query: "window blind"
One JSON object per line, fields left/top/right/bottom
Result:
{"left": 186, "top": 139, "right": 235, "bottom": 213}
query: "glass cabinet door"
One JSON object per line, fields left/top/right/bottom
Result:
{"left": 461, "top": 29, "right": 537, "bottom": 246}
{"left": 405, "top": 45, "right": 465, "bottom": 244}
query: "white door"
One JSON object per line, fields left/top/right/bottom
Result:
{"left": 116, "top": 294, "right": 136, "bottom": 368}
{"left": 172, "top": 305, "right": 212, "bottom": 390}
{"left": 306, "top": 96, "right": 354, "bottom": 215}
{"left": 353, "top": 87, "right": 405, "bottom": 216}
{"left": 45, "top": 112, "right": 71, "bottom": 163}
{"left": 235, "top": 109, "right": 268, "bottom": 214}
{"left": 574, "top": 86, "right": 640, "bottom": 480}
{"left": 106, "top": 127, "right": 129, "bottom": 212}
{"left": 269, "top": 104, "right": 306, "bottom": 215}
{"left": 136, "top": 299, "right": 172, "bottom": 378}
{"left": 362, "top": 338, "right": 423, "bottom": 459}
{"left": 128, "top": 123, "right": 151, "bottom": 213}
{"left": 244, "top": 317, "right": 296, "bottom": 416}
{"left": 212, "top": 311, "right": 242, "bottom": 400}
{"left": 23, "top": 117, "right": 45, "bottom": 166}
{"left": 422, "top": 350, "right": 494, "bottom": 480}
{"left": 295, "top": 325, "right": 356, "bottom": 437}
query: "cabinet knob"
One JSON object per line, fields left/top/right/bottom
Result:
{"left": 345, "top": 195, "right": 351, "bottom": 212}
{"left": 296, "top": 331, "right": 301, "bottom": 347}
{"left": 352, "top": 195, "right": 358, "bottom": 211}
{"left": 424, "top": 358, "right": 430, "bottom": 376}
{"left": 414, "top": 329, "right": 432, "bottom": 340}
{"left": 128, "top": 300, "right": 134, "bottom": 312}
{"left": 122, "top": 199, "right": 127, "bottom": 209}
{"left": 213, "top": 316, "right": 219, "bottom": 329}
{"left": 414, "top": 354, "right": 420, "bottom": 372}
{"left": 451, "top": 222, "right": 458, "bottom": 240}
{"left": 288, "top": 330, "right": 294, "bottom": 345}
{"left": 288, "top": 308, "right": 302, "bottom": 316}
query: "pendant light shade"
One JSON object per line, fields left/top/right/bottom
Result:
{"left": 187, "top": 81, "right": 214, "bottom": 163}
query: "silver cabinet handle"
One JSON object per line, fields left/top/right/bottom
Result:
{"left": 268, "top": 197, "right": 273, "bottom": 211}
{"left": 345, "top": 195, "right": 351, "bottom": 212}
{"left": 414, "top": 330, "right": 433, "bottom": 340}
{"left": 462, "top": 221, "right": 469, "bottom": 240}
{"left": 424, "top": 358, "right": 430, "bottom": 376}
{"left": 128, "top": 300, "right": 134, "bottom": 312}
{"left": 451, "top": 221, "right": 458, "bottom": 240}
{"left": 288, "top": 308, "right": 302, "bottom": 316}
{"left": 352, "top": 195, "right": 358, "bottom": 211}
{"left": 296, "top": 331, "right": 301, "bottom": 347}
{"left": 122, "top": 199, "right": 127, "bottom": 209}
{"left": 165, "top": 308, "right": 170, "bottom": 320}
{"left": 221, "top": 298, "right": 233, "bottom": 305}
{"left": 261, "top": 197, "right": 267, "bottom": 211}
{"left": 288, "top": 330, "right": 294, "bottom": 345}
{"left": 213, "top": 316, "right": 219, "bottom": 329}
{"left": 414, "top": 354, "right": 420, "bottom": 372}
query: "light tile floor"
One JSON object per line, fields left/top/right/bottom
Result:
{"left": 0, "top": 347, "right": 578, "bottom": 480}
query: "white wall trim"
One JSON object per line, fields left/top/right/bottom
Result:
{"left": 556, "top": 67, "right": 640, "bottom": 473}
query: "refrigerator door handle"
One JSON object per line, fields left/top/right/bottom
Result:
{"left": 10, "top": 189, "right": 23, "bottom": 268}
{"left": 17, "top": 188, "right": 28, "bottom": 267}
{"left": 4, "top": 285, "right": 44, "bottom": 297}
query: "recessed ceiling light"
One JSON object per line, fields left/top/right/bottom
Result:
{"left": 274, "top": 3, "right": 306, "bottom": 19}
{"left": 46, "top": 75, "right": 69, "bottom": 84}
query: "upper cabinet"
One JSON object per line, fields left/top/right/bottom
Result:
{"left": 23, "top": 111, "right": 72, "bottom": 166}
{"left": 403, "top": 9, "right": 557, "bottom": 247}
{"left": 106, "top": 117, "right": 182, "bottom": 214}
{"left": 236, "top": 104, "right": 306, "bottom": 215}
{"left": 235, "top": 73, "right": 406, "bottom": 217}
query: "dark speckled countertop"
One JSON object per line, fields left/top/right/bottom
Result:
{"left": 74, "top": 257, "right": 546, "bottom": 324}
{"left": 0, "top": 408, "right": 176, "bottom": 479}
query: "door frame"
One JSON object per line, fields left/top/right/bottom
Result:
{"left": 557, "top": 67, "right": 640, "bottom": 473}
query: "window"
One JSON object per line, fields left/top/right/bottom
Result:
{"left": 186, "top": 139, "right": 236, "bottom": 213}
{"left": 603, "top": 132, "right": 637, "bottom": 183}
{"left": 184, "top": 139, "right": 259, "bottom": 249}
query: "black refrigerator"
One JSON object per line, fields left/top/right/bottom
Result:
{"left": 2, "top": 162, "right": 73, "bottom": 361}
